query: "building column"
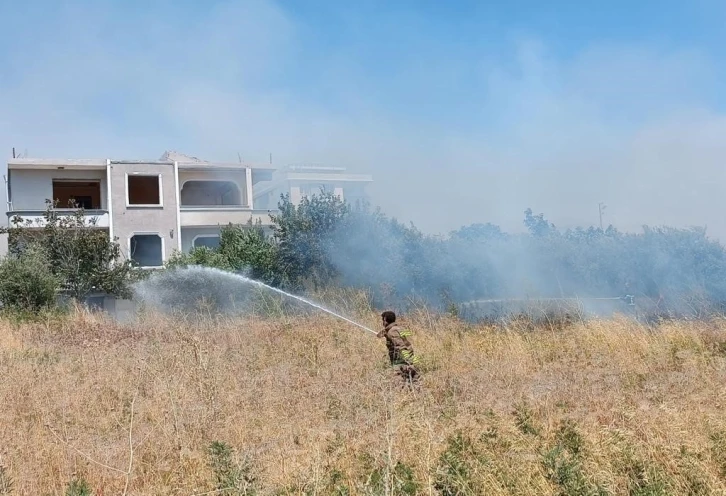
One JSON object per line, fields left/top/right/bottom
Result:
{"left": 174, "top": 161, "right": 182, "bottom": 251}
{"left": 106, "top": 159, "right": 114, "bottom": 243}
{"left": 245, "top": 167, "right": 254, "bottom": 209}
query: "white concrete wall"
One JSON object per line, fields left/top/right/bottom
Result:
{"left": 1, "top": 166, "right": 7, "bottom": 256}
{"left": 290, "top": 185, "right": 302, "bottom": 205}
{"left": 8, "top": 169, "right": 108, "bottom": 210}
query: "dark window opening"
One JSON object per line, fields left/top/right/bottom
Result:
{"left": 128, "top": 175, "right": 161, "bottom": 205}
{"left": 52, "top": 181, "right": 101, "bottom": 209}
{"left": 130, "top": 234, "right": 163, "bottom": 267}
{"left": 71, "top": 196, "right": 93, "bottom": 209}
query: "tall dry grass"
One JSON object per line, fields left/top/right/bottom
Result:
{"left": 0, "top": 308, "right": 725, "bottom": 495}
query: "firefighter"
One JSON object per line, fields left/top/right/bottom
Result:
{"left": 377, "top": 310, "right": 419, "bottom": 384}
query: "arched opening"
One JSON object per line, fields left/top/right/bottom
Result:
{"left": 181, "top": 181, "right": 242, "bottom": 206}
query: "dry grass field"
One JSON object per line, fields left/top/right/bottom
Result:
{"left": 1, "top": 308, "right": 726, "bottom": 495}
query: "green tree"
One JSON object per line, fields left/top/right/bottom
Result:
{"left": 524, "top": 208, "right": 556, "bottom": 237}
{"left": 269, "top": 192, "right": 350, "bottom": 289}
{"left": 1, "top": 199, "right": 138, "bottom": 300}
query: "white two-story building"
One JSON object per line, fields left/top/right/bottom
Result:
{"left": 3, "top": 152, "right": 275, "bottom": 267}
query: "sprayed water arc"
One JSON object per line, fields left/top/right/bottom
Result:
{"left": 135, "top": 266, "right": 378, "bottom": 335}
{"left": 228, "top": 270, "right": 377, "bottom": 334}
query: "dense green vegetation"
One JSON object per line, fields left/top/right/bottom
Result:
{"left": 2, "top": 193, "right": 726, "bottom": 316}
{"left": 169, "top": 193, "right": 726, "bottom": 314}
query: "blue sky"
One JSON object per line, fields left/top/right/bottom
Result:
{"left": 2, "top": 0, "right": 726, "bottom": 237}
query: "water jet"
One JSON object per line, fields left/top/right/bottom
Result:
{"left": 134, "top": 266, "right": 377, "bottom": 334}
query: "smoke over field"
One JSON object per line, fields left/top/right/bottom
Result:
{"left": 324, "top": 202, "right": 726, "bottom": 319}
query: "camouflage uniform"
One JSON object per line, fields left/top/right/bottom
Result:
{"left": 378, "top": 322, "right": 419, "bottom": 383}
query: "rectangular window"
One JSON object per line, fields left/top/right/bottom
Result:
{"left": 52, "top": 180, "right": 101, "bottom": 209}
{"left": 127, "top": 174, "right": 162, "bottom": 206}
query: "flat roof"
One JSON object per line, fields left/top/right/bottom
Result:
{"left": 285, "top": 173, "right": 372, "bottom": 182}
{"left": 8, "top": 158, "right": 276, "bottom": 171}
{"left": 8, "top": 158, "right": 108, "bottom": 169}
{"left": 286, "top": 165, "right": 347, "bottom": 172}
{"left": 177, "top": 161, "right": 276, "bottom": 171}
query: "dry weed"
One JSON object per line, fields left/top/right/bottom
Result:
{"left": 0, "top": 310, "right": 725, "bottom": 494}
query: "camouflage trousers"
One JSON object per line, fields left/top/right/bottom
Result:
{"left": 393, "top": 362, "right": 420, "bottom": 385}
{"left": 387, "top": 345, "right": 420, "bottom": 385}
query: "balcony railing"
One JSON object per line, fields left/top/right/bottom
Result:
{"left": 6, "top": 209, "right": 110, "bottom": 228}
{"left": 179, "top": 205, "right": 274, "bottom": 227}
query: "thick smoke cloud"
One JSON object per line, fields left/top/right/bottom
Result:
{"left": 325, "top": 203, "right": 726, "bottom": 317}
{"left": 2, "top": 1, "right": 726, "bottom": 241}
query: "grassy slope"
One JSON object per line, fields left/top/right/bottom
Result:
{"left": 1, "top": 309, "right": 725, "bottom": 495}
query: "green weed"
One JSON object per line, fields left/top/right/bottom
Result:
{"left": 64, "top": 476, "right": 91, "bottom": 496}
{"left": 0, "top": 464, "right": 12, "bottom": 495}
{"left": 513, "top": 402, "right": 540, "bottom": 436}
{"left": 541, "top": 419, "right": 608, "bottom": 496}
{"left": 207, "top": 441, "right": 258, "bottom": 495}
{"left": 434, "top": 432, "right": 479, "bottom": 496}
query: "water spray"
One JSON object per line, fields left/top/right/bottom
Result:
{"left": 230, "top": 270, "right": 378, "bottom": 335}
{"left": 135, "top": 266, "right": 378, "bottom": 335}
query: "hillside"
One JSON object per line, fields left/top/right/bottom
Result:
{"left": 1, "top": 310, "right": 725, "bottom": 494}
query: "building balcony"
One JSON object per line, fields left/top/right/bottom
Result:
{"left": 179, "top": 206, "right": 274, "bottom": 227}
{"left": 5, "top": 209, "right": 110, "bottom": 229}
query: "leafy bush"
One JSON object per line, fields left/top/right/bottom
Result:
{"left": 2, "top": 200, "right": 137, "bottom": 301}
{"left": 541, "top": 420, "right": 607, "bottom": 496}
{"left": 434, "top": 432, "right": 479, "bottom": 495}
{"left": 0, "top": 245, "right": 59, "bottom": 312}
{"left": 166, "top": 246, "right": 233, "bottom": 272}
{"left": 64, "top": 476, "right": 92, "bottom": 496}
{"left": 364, "top": 461, "right": 420, "bottom": 495}
{"left": 166, "top": 221, "right": 280, "bottom": 285}
{"left": 207, "top": 441, "right": 258, "bottom": 495}
{"left": 219, "top": 221, "right": 282, "bottom": 285}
